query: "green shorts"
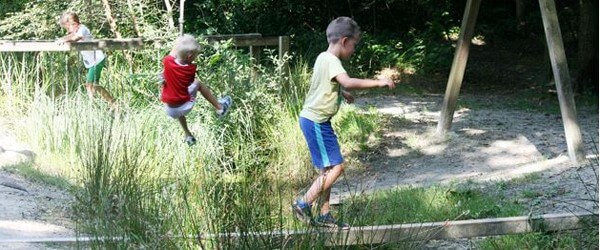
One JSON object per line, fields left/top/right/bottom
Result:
{"left": 86, "top": 58, "right": 106, "bottom": 83}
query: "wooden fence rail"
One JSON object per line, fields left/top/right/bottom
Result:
{"left": 0, "top": 34, "right": 288, "bottom": 55}
{"left": 0, "top": 34, "right": 289, "bottom": 75}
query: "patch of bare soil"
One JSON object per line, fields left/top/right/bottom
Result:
{"left": 334, "top": 38, "right": 598, "bottom": 225}
{"left": 0, "top": 119, "right": 75, "bottom": 249}
{"left": 330, "top": 93, "right": 598, "bottom": 249}
{"left": 334, "top": 93, "right": 598, "bottom": 211}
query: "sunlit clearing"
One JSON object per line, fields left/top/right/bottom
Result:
{"left": 483, "top": 135, "right": 543, "bottom": 167}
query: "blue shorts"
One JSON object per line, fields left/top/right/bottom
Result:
{"left": 299, "top": 116, "right": 343, "bottom": 169}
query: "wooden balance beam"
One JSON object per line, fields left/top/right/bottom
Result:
{"left": 0, "top": 39, "right": 146, "bottom": 52}
{"left": 0, "top": 34, "right": 288, "bottom": 52}
{"left": 0, "top": 212, "right": 595, "bottom": 247}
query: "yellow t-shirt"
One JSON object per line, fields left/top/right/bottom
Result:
{"left": 300, "top": 52, "right": 346, "bottom": 123}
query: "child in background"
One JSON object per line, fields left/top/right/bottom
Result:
{"left": 293, "top": 17, "right": 395, "bottom": 229}
{"left": 160, "top": 34, "right": 232, "bottom": 146}
{"left": 58, "top": 12, "right": 115, "bottom": 105}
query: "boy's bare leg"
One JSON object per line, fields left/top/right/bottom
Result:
{"left": 177, "top": 116, "right": 193, "bottom": 138}
{"left": 94, "top": 85, "right": 116, "bottom": 104}
{"left": 85, "top": 83, "right": 95, "bottom": 99}
{"left": 85, "top": 83, "right": 115, "bottom": 104}
{"left": 319, "top": 187, "right": 332, "bottom": 215}
{"left": 198, "top": 84, "right": 223, "bottom": 110}
{"left": 302, "top": 164, "right": 344, "bottom": 208}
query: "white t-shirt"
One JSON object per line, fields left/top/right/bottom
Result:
{"left": 76, "top": 24, "right": 105, "bottom": 68}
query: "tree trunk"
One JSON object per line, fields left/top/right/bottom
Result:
{"left": 101, "top": 0, "right": 124, "bottom": 39}
{"left": 515, "top": 0, "right": 526, "bottom": 27}
{"left": 127, "top": 0, "right": 142, "bottom": 37}
{"left": 101, "top": 0, "right": 134, "bottom": 67}
{"left": 164, "top": 0, "right": 176, "bottom": 31}
{"left": 575, "top": 0, "right": 598, "bottom": 94}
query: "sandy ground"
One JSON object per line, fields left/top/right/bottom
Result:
{"left": 332, "top": 94, "right": 598, "bottom": 207}
{"left": 0, "top": 93, "right": 597, "bottom": 249}
{"left": 0, "top": 121, "right": 75, "bottom": 249}
{"left": 333, "top": 93, "right": 598, "bottom": 249}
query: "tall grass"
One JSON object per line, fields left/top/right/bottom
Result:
{"left": 0, "top": 41, "right": 358, "bottom": 248}
{"left": 5, "top": 40, "right": 586, "bottom": 248}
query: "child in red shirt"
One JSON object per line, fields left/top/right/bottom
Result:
{"left": 160, "top": 34, "right": 232, "bottom": 146}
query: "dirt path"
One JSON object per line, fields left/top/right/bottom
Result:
{"left": 332, "top": 93, "right": 599, "bottom": 216}
{"left": 0, "top": 121, "right": 75, "bottom": 249}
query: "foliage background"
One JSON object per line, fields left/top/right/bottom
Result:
{"left": 1, "top": 0, "right": 593, "bottom": 80}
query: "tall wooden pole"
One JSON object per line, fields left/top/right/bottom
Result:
{"left": 164, "top": 0, "right": 175, "bottom": 31}
{"left": 179, "top": 0, "right": 185, "bottom": 36}
{"left": 436, "top": 0, "right": 481, "bottom": 135}
{"left": 539, "top": 0, "right": 585, "bottom": 163}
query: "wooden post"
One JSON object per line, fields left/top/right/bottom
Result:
{"left": 64, "top": 54, "right": 68, "bottom": 101}
{"left": 7, "top": 55, "right": 12, "bottom": 106}
{"left": 278, "top": 36, "right": 290, "bottom": 76}
{"left": 538, "top": 0, "right": 585, "bottom": 162}
{"left": 35, "top": 52, "right": 41, "bottom": 101}
{"left": 436, "top": 0, "right": 481, "bottom": 135}
{"left": 249, "top": 45, "right": 261, "bottom": 63}
{"left": 179, "top": 0, "right": 185, "bottom": 36}
{"left": 249, "top": 45, "right": 261, "bottom": 80}
{"left": 164, "top": 0, "right": 175, "bottom": 31}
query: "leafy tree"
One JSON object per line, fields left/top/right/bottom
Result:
{"left": 0, "top": 0, "right": 68, "bottom": 39}
{"left": 0, "top": 0, "right": 175, "bottom": 40}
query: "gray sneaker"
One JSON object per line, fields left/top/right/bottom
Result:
{"left": 217, "top": 96, "right": 232, "bottom": 118}
{"left": 315, "top": 212, "right": 350, "bottom": 230}
{"left": 292, "top": 200, "right": 313, "bottom": 225}
{"left": 185, "top": 136, "right": 197, "bottom": 146}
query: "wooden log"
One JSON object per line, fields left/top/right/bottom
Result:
{"left": 323, "top": 212, "right": 597, "bottom": 245}
{"left": 215, "top": 36, "right": 280, "bottom": 47}
{"left": 1, "top": 213, "right": 595, "bottom": 247}
{"left": 538, "top": 0, "right": 585, "bottom": 163}
{"left": 0, "top": 35, "right": 288, "bottom": 52}
{"left": 436, "top": 0, "right": 481, "bottom": 135}
{"left": 203, "top": 33, "right": 262, "bottom": 42}
{"left": 0, "top": 39, "right": 145, "bottom": 52}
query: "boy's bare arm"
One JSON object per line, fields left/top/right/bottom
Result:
{"left": 335, "top": 73, "right": 395, "bottom": 90}
{"left": 58, "top": 33, "right": 83, "bottom": 43}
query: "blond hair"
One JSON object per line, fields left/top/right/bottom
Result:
{"left": 174, "top": 34, "right": 201, "bottom": 59}
{"left": 326, "top": 17, "right": 360, "bottom": 44}
{"left": 59, "top": 12, "right": 79, "bottom": 27}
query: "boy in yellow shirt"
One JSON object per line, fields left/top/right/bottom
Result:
{"left": 293, "top": 17, "right": 395, "bottom": 229}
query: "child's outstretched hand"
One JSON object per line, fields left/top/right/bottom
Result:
{"left": 379, "top": 78, "right": 395, "bottom": 89}
{"left": 55, "top": 38, "right": 66, "bottom": 45}
{"left": 375, "top": 68, "right": 399, "bottom": 89}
